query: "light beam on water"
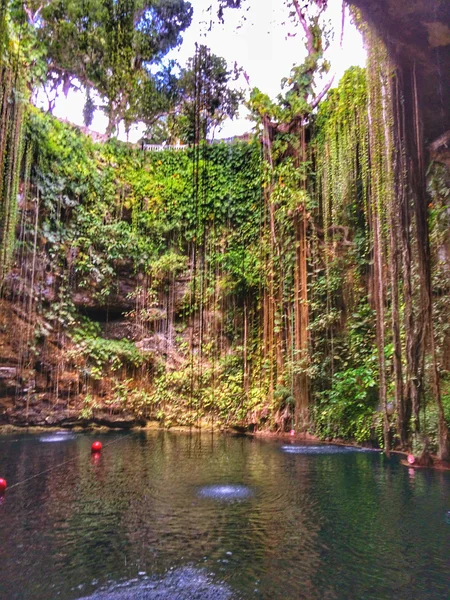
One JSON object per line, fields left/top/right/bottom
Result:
{"left": 76, "top": 567, "right": 234, "bottom": 600}
{"left": 197, "top": 484, "right": 253, "bottom": 501}
{"left": 39, "top": 431, "right": 76, "bottom": 443}
{"left": 281, "top": 444, "right": 377, "bottom": 455}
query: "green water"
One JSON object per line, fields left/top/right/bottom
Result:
{"left": 0, "top": 431, "right": 448, "bottom": 599}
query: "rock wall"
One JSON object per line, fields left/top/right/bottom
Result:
{"left": 350, "top": 0, "right": 450, "bottom": 146}
{"left": 0, "top": 263, "right": 192, "bottom": 427}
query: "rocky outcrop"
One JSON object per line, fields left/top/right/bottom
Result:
{"left": 0, "top": 367, "right": 18, "bottom": 397}
{"left": 430, "top": 130, "right": 450, "bottom": 168}
{"left": 349, "top": 0, "right": 450, "bottom": 144}
{"left": 2, "top": 399, "right": 144, "bottom": 428}
{"left": 92, "top": 411, "right": 145, "bottom": 428}
{"left": 0, "top": 268, "right": 191, "bottom": 428}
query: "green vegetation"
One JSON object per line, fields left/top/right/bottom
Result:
{"left": 12, "top": 106, "right": 266, "bottom": 427}
{"left": 0, "top": 1, "right": 32, "bottom": 280}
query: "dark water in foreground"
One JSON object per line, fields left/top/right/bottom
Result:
{"left": 0, "top": 432, "right": 449, "bottom": 600}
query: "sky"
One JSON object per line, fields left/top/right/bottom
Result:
{"left": 35, "top": 0, "right": 367, "bottom": 142}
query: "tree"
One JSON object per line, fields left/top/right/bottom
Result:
{"left": 174, "top": 45, "right": 243, "bottom": 143}
{"left": 248, "top": 0, "right": 333, "bottom": 131}
{"left": 144, "top": 45, "right": 243, "bottom": 144}
{"left": 15, "top": 0, "right": 193, "bottom": 135}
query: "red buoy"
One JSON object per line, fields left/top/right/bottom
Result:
{"left": 290, "top": 429, "right": 295, "bottom": 436}
{"left": 0, "top": 478, "right": 7, "bottom": 494}
{"left": 407, "top": 454, "right": 415, "bottom": 465}
{"left": 91, "top": 441, "right": 102, "bottom": 453}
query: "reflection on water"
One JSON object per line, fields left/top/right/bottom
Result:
{"left": 0, "top": 432, "right": 449, "bottom": 600}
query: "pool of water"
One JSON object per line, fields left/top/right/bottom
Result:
{"left": 0, "top": 431, "right": 448, "bottom": 599}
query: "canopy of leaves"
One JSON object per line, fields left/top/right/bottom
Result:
{"left": 13, "top": 0, "right": 193, "bottom": 134}
{"left": 25, "top": 106, "right": 262, "bottom": 290}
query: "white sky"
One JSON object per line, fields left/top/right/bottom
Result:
{"left": 35, "top": 0, "right": 366, "bottom": 142}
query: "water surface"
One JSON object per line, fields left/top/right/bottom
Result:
{"left": 0, "top": 432, "right": 448, "bottom": 599}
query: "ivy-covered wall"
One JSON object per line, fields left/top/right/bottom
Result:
{"left": 0, "top": 65, "right": 449, "bottom": 455}
{"left": 1, "top": 107, "right": 268, "bottom": 428}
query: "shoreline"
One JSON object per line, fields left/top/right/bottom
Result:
{"left": 1, "top": 422, "right": 448, "bottom": 471}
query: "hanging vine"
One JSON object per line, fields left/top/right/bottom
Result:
{"left": 0, "top": 5, "right": 28, "bottom": 283}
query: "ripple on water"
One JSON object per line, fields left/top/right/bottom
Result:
{"left": 39, "top": 431, "right": 76, "bottom": 443}
{"left": 197, "top": 484, "right": 253, "bottom": 501}
{"left": 76, "top": 568, "right": 235, "bottom": 600}
{"left": 281, "top": 444, "right": 375, "bottom": 455}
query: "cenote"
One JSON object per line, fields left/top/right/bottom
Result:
{"left": 0, "top": 432, "right": 449, "bottom": 600}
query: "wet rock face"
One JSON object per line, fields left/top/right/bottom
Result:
{"left": 0, "top": 368, "right": 17, "bottom": 399}
{"left": 72, "top": 272, "right": 189, "bottom": 324}
{"left": 3, "top": 405, "right": 80, "bottom": 427}
{"left": 93, "top": 411, "right": 145, "bottom": 428}
{"left": 0, "top": 367, "right": 17, "bottom": 379}
{"left": 2, "top": 404, "right": 143, "bottom": 428}
{"left": 349, "top": 0, "right": 450, "bottom": 143}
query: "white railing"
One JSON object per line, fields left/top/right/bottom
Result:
{"left": 142, "top": 144, "right": 188, "bottom": 151}
{"left": 141, "top": 136, "right": 252, "bottom": 151}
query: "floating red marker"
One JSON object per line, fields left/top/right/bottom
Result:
{"left": 91, "top": 441, "right": 102, "bottom": 453}
{"left": 0, "top": 478, "right": 7, "bottom": 494}
{"left": 407, "top": 454, "right": 415, "bottom": 465}
{"left": 290, "top": 429, "right": 295, "bottom": 436}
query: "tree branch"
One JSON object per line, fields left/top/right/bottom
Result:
{"left": 309, "top": 75, "right": 335, "bottom": 110}
{"left": 23, "top": 2, "right": 45, "bottom": 25}
{"left": 292, "top": 0, "right": 314, "bottom": 55}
